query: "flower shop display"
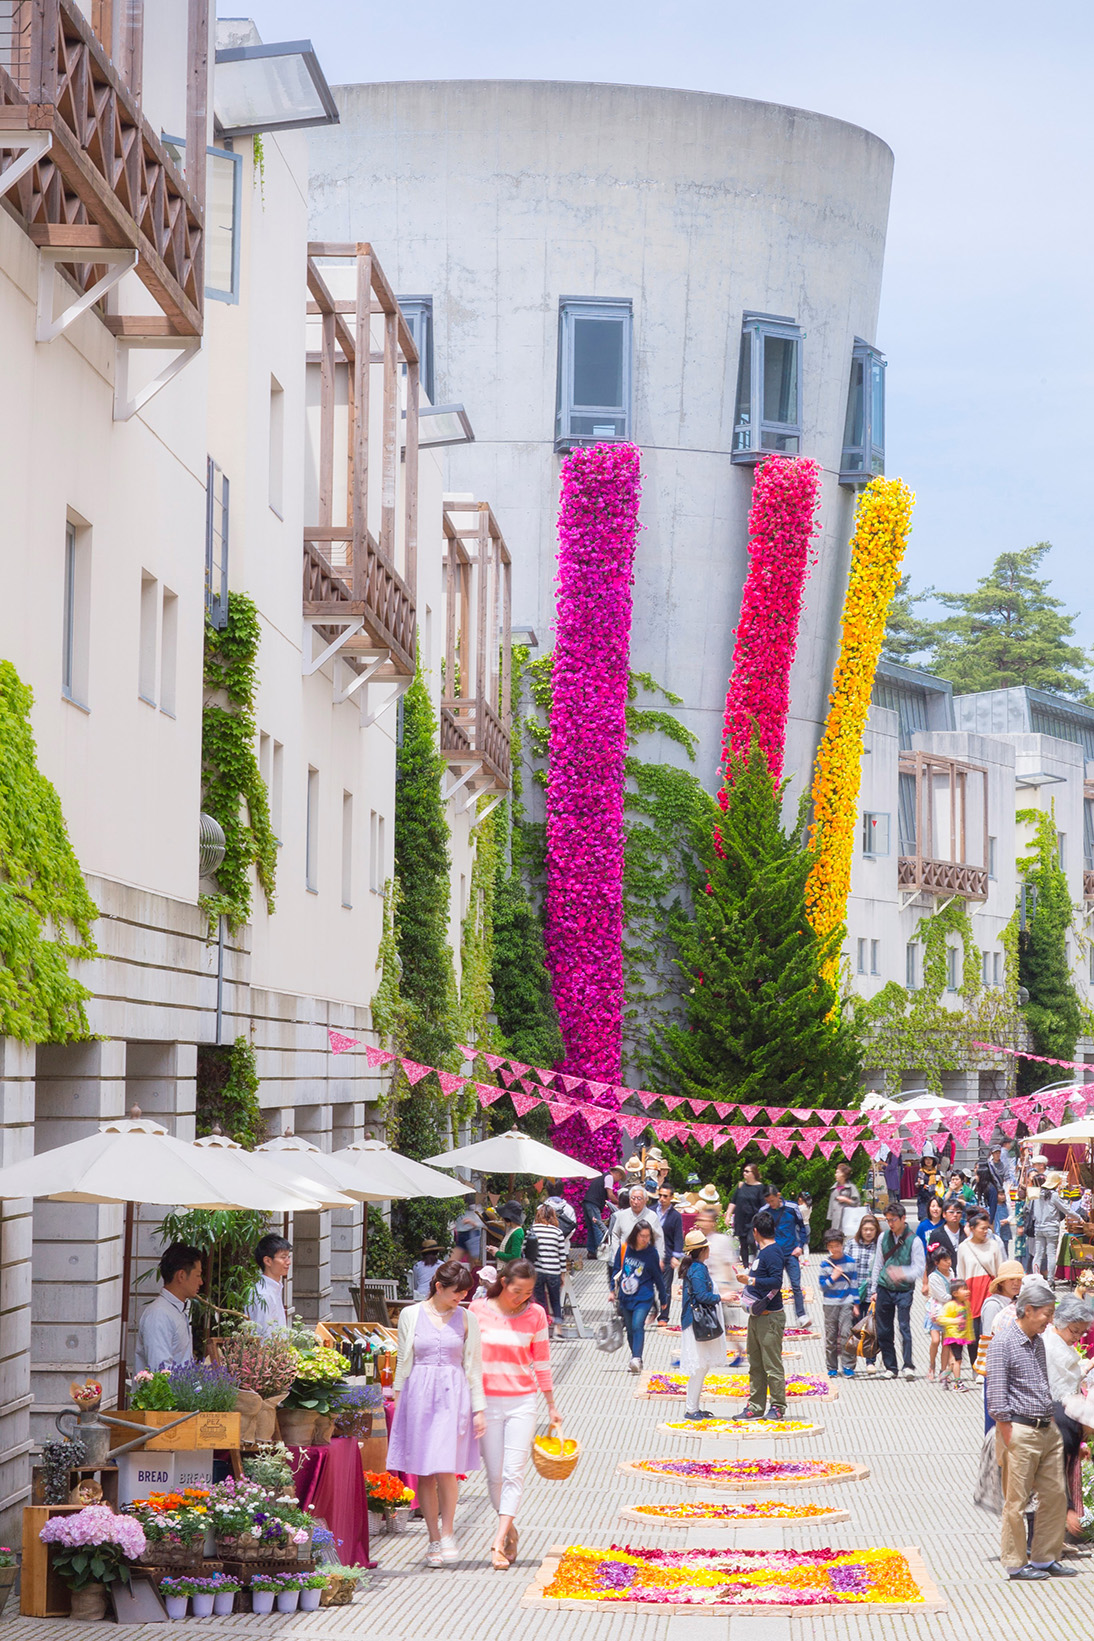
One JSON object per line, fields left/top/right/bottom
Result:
{"left": 656, "top": 1418, "right": 820, "bottom": 1440}
{"left": 529, "top": 1544, "right": 942, "bottom": 1611}
{"left": 280, "top": 1345, "right": 349, "bottom": 1445}
{"left": 38, "top": 1504, "right": 146, "bottom": 1619}
{"left": 638, "top": 1372, "right": 834, "bottom": 1401}
{"left": 617, "top": 1457, "right": 867, "bottom": 1491}
{"left": 218, "top": 1328, "right": 298, "bottom": 1444}
{"left": 363, "top": 1470, "right": 415, "bottom": 1530}
{"left": 204, "top": 1477, "right": 313, "bottom": 1560}
{"left": 806, "top": 475, "right": 915, "bottom": 972}
{"left": 718, "top": 454, "right": 821, "bottom": 788}
{"left": 0, "top": 1546, "right": 16, "bottom": 1619}
{"left": 619, "top": 1501, "right": 851, "bottom": 1527}
{"left": 544, "top": 442, "right": 641, "bottom": 1183}
{"left": 127, "top": 1489, "right": 211, "bottom": 1565}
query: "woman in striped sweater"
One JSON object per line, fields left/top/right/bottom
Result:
{"left": 470, "top": 1258, "right": 561, "bottom": 1570}
{"left": 530, "top": 1205, "right": 568, "bottom": 1333}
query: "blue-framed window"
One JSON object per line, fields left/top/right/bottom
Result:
{"left": 555, "top": 298, "right": 632, "bottom": 448}
{"left": 397, "top": 297, "right": 435, "bottom": 403}
{"left": 732, "top": 313, "right": 802, "bottom": 460}
{"left": 840, "top": 338, "right": 885, "bottom": 486}
{"left": 205, "top": 457, "right": 229, "bottom": 630}
{"left": 163, "top": 136, "right": 242, "bottom": 304}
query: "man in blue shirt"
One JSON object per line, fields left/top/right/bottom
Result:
{"left": 762, "top": 1185, "right": 808, "bottom": 1322}
{"left": 736, "top": 1209, "right": 786, "bottom": 1418}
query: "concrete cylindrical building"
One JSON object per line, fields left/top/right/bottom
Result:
{"left": 307, "top": 81, "right": 893, "bottom": 795}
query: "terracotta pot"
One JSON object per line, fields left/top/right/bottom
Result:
{"left": 277, "top": 1408, "right": 318, "bottom": 1447}
{"left": 311, "top": 1414, "right": 335, "bottom": 1444}
{"left": 69, "top": 1582, "right": 109, "bottom": 1621}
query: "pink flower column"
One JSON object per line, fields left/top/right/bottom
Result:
{"left": 544, "top": 443, "right": 641, "bottom": 1172}
{"left": 719, "top": 455, "right": 821, "bottom": 794}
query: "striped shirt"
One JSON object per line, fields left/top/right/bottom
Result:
{"left": 531, "top": 1223, "right": 568, "bottom": 1277}
{"left": 470, "top": 1297, "right": 554, "bottom": 1400}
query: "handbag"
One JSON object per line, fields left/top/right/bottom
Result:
{"left": 852, "top": 1300, "right": 877, "bottom": 1359}
{"left": 594, "top": 1313, "right": 626, "bottom": 1353}
{"left": 685, "top": 1268, "right": 723, "bottom": 1342}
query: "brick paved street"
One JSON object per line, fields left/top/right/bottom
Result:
{"left": 10, "top": 1259, "right": 1090, "bottom": 1641}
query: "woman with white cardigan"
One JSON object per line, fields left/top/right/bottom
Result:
{"left": 388, "top": 1261, "right": 485, "bottom": 1566}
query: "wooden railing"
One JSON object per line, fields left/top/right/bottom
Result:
{"left": 898, "top": 856, "right": 989, "bottom": 900}
{"left": 441, "top": 696, "right": 511, "bottom": 787}
{"left": 303, "top": 530, "right": 416, "bottom": 676}
{"left": 1084, "top": 869, "right": 1094, "bottom": 904}
{"left": 440, "top": 500, "right": 512, "bottom": 797}
{"left": 0, "top": 0, "right": 203, "bottom": 334}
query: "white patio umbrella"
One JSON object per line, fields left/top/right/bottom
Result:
{"left": 193, "top": 1133, "right": 359, "bottom": 1210}
{"left": 1027, "top": 1115, "right": 1094, "bottom": 1145}
{"left": 0, "top": 1113, "right": 333, "bottom": 1406}
{"left": 424, "top": 1128, "right": 600, "bottom": 1178}
{"left": 332, "top": 1139, "right": 463, "bottom": 1199}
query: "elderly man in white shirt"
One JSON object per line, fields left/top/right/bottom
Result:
{"left": 244, "top": 1234, "right": 292, "bottom": 1336}
{"left": 134, "top": 1243, "right": 203, "bottom": 1374}
{"left": 608, "top": 1184, "right": 664, "bottom": 1264}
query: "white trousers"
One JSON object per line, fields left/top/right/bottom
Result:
{"left": 481, "top": 1393, "right": 537, "bottom": 1517}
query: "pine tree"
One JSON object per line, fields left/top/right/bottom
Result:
{"left": 924, "top": 543, "right": 1092, "bottom": 700}
{"left": 1017, "top": 808, "right": 1084, "bottom": 1097}
{"left": 652, "top": 738, "right": 862, "bottom": 1213}
{"left": 882, "top": 574, "right": 933, "bottom": 667}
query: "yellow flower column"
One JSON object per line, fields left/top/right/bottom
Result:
{"left": 807, "top": 477, "right": 915, "bottom": 975}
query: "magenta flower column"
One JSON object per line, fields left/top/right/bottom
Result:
{"left": 719, "top": 455, "right": 821, "bottom": 794}
{"left": 544, "top": 443, "right": 641, "bottom": 1170}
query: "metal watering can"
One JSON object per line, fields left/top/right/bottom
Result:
{"left": 55, "top": 1404, "right": 195, "bottom": 1468}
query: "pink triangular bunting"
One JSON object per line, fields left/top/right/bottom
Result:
{"left": 329, "top": 1029, "right": 359, "bottom": 1055}
{"left": 364, "top": 1043, "right": 394, "bottom": 1067}
{"left": 436, "top": 1072, "right": 466, "bottom": 1097}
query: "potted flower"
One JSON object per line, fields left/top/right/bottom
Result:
{"left": 0, "top": 1547, "right": 17, "bottom": 1620}
{"left": 182, "top": 1574, "right": 225, "bottom": 1618}
{"left": 158, "top": 1576, "right": 191, "bottom": 1619}
{"left": 166, "top": 1361, "right": 240, "bottom": 1412}
{"left": 363, "top": 1470, "right": 415, "bottom": 1532}
{"left": 332, "top": 1382, "right": 384, "bottom": 1440}
{"left": 129, "top": 1370, "right": 175, "bottom": 1411}
{"left": 207, "top": 1571, "right": 241, "bottom": 1616}
{"left": 279, "top": 1346, "right": 348, "bottom": 1446}
{"left": 240, "top": 1441, "right": 295, "bottom": 1492}
{"left": 248, "top": 1572, "right": 283, "bottom": 1615}
{"left": 270, "top": 1569, "right": 303, "bottom": 1613}
{"left": 126, "top": 1490, "right": 210, "bottom": 1566}
{"left": 319, "top": 1565, "right": 370, "bottom": 1606}
{"left": 39, "top": 1506, "right": 146, "bottom": 1621}
{"left": 299, "top": 1570, "right": 329, "bottom": 1612}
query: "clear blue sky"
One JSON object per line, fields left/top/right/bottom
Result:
{"left": 231, "top": 0, "right": 1093, "bottom": 642}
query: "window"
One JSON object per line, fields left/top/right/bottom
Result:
{"left": 732, "top": 313, "right": 802, "bottom": 460}
{"left": 62, "top": 515, "right": 91, "bottom": 707}
{"left": 839, "top": 338, "right": 886, "bottom": 486}
{"left": 397, "top": 297, "right": 435, "bottom": 403}
{"left": 982, "top": 952, "right": 990, "bottom": 987}
{"left": 341, "top": 792, "right": 353, "bottom": 908}
{"left": 988, "top": 835, "right": 998, "bottom": 879}
{"left": 162, "top": 138, "right": 242, "bottom": 302}
{"left": 160, "top": 589, "right": 178, "bottom": 717}
{"left": 856, "top": 938, "right": 867, "bottom": 975}
{"left": 270, "top": 739, "right": 284, "bottom": 842}
{"left": 369, "top": 810, "right": 386, "bottom": 894}
{"left": 555, "top": 298, "right": 632, "bottom": 447}
{"left": 862, "top": 812, "right": 891, "bottom": 856}
{"left": 946, "top": 947, "right": 958, "bottom": 991}
{"left": 906, "top": 942, "right": 917, "bottom": 990}
{"left": 993, "top": 951, "right": 1003, "bottom": 987}
{"left": 1058, "top": 832, "right": 1066, "bottom": 869}
{"left": 138, "top": 573, "right": 158, "bottom": 704}
{"left": 205, "top": 458, "right": 229, "bottom": 630}
{"left": 269, "top": 377, "right": 284, "bottom": 517}
{"left": 305, "top": 767, "right": 319, "bottom": 892}
{"left": 870, "top": 939, "right": 880, "bottom": 976}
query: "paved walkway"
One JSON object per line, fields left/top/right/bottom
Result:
{"left": 10, "top": 1260, "right": 1090, "bottom": 1640}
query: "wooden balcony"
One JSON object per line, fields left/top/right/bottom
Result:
{"left": 1084, "top": 868, "right": 1094, "bottom": 904}
{"left": 303, "top": 243, "right": 419, "bottom": 682}
{"left": 898, "top": 856, "right": 989, "bottom": 901}
{"left": 441, "top": 501, "right": 512, "bottom": 802}
{"left": 0, "top": 0, "right": 205, "bottom": 336}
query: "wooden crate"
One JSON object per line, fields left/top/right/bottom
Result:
{"left": 21, "top": 1505, "right": 79, "bottom": 1616}
{"left": 108, "top": 1409, "right": 241, "bottom": 1451}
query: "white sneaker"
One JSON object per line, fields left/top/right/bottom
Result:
{"left": 425, "top": 1542, "right": 443, "bottom": 1567}
{"left": 865, "top": 1363, "right": 876, "bottom": 1375}
{"left": 875, "top": 1369, "right": 894, "bottom": 1380}
{"left": 901, "top": 1367, "right": 915, "bottom": 1380}
{"left": 628, "top": 1356, "right": 642, "bottom": 1373}
{"left": 439, "top": 1535, "right": 459, "bottom": 1563}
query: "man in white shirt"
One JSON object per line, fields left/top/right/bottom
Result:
{"left": 244, "top": 1234, "right": 292, "bottom": 1336}
{"left": 134, "top": 1243, "right": 203, "bottom": 1374}
{"left": 607, "top": 1185, "right": 665, "bottom": 1263}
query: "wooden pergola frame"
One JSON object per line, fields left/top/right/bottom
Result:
{"left": 303, "top": 242, "right": 419, "bottom": 683}
{"left": 440, "top": 500, "right": 512, "bottom": 806}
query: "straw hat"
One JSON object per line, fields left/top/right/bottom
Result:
{"left": 989, "top": 1259, "right": 1025, "bottom": 1294}
{"left": 683, "top": 1229, "right": 709, "bottom": 1252}
{"left": 698, "top": 1184, "right": 720, "bottom": 1204}
{"left": 624, "top": 1155, "right": 643, "bottom": 1173}
{"left": 419, "top": 1237, "right": 443, "bottom": 1254}
{"left": 646, "top": 1148, "right": 664, "bottom": 1162}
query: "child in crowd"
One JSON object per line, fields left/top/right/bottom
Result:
{"left": 818, "top": 1228, "right": 858, "bottom": 1380}
{"left": 924, "top": 1247, "right": 954, "bottom": 1382}
{"left": 796, "top": 1192, "right": 813, "bottom": 1262}
{"left": 938, "top": 1277, "right": 973, "bottom": 1391}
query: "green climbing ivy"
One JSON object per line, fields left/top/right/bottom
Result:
{"left": 195, "top": 1035, "right": 265, "bottom": 1149}
{"left": 201, "top": 594, "right": 277, "bottom": 933}
{"left": 0, "top": 660, "right": 98, "bottom": 1041}
{"left": 1016, "top": 804, "right": 1086, "bottom": 1095}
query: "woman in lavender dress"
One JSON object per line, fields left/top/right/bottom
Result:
{"left": 388, "top": 1261, "right": 484, "bottom": 1566}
